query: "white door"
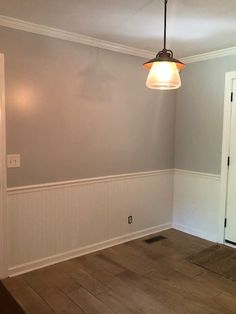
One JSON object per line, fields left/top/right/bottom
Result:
{"left": 0, "top": 53, "right": 7, "bottom": 279}
{"left": 225, "top": 78, "right": 236, "bottom": 245}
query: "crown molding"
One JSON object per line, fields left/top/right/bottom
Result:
{"left": 181, "top": 47, "right": 236, "bottom": 64}
{"left": 0, "top": 15, "right": 236, "bottom": 64}
{"left": 0, "top": 15, "right": 154, "bottom": 59}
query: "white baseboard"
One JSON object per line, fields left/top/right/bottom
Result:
{"left": 172, "top": 223, "right": 218, "bottom": 243}
{"left": 9, "top": 223, "right": 171, "bottom": 277}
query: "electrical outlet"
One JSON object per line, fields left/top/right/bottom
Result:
{"left": 7, "top": 154, "right": 21, "bottom": 168}
{"left": 128, "top": 216, "right": 133, "bottom": 224}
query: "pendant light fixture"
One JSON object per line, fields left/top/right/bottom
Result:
{"left": 143, "top": 0, "right": 185, "bottom": 90}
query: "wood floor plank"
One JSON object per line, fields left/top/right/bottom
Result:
{"left": 24, "top": 266, "right": 83, "bottom": 296}
{"left": 3, "top": 229, "right": 236, "bottom": 314}
{"left": 164, "top": 270, "right": 222, "bottom": 298}
{"left": 0, "top": 281, "right": 25, "bottom": 314}
{"left": 212, "top": 292, "right": 236, "bottom": 314}
{"left": 22, "top": 273, "right": 84, "bottom": 313}
{"left": 170, "top": 259, "right": 204, "bottom": 277}
{"left": 194, "top": 271, "right": 236, "bottom": 296}
{"left": 3, "top": 283, "right": 54, "bottom": 314}
{"left": 41, "top": 289, "right": 85, "bottom": 314}
{"left": 97, "top": 289, "right": 144, "bottom": 314}
{"left": 90, "top": 253, "right": 125, "bottom": 275}
{"left": 69, "top": 288, "right": 114, "bottom": 314}
{"left": 71, "top": 253, "right": 125, "bottom": 282}
{"left": 70, "top": 268, "right": 109, "bottom": 295}
{"left": 106, "top": 272, "right": 178, "bottom": 314}
{"left": 144, "top": 269, "right": 232, "bottom": 314}
{"left": 3, "top": 276, "right": 29, "bottom": 291}
{"left": 127, "top": 238, "right": 166, "bottom": 262}
{"left": 101, "top": 247, "right": 157, "bottom": 275}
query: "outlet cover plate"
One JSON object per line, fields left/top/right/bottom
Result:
{"left": 7, "top": 154, "right": 21, "bottom": 168}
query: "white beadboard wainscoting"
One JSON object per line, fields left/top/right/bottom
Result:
{"left": 173, "top": 169, "right": 221, "bottom": 243}
{"left": 7, "top": 170, "right": 173, "bottom": 276}
{"left": 6, "top": 168, "right": 223, "bottom": 276}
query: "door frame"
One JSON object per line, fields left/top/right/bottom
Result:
{"left": 219, "top": 71, "right": 236, "bottom": 245}
{"left": 0, "top": 53, "right": 7, "bottom": 279}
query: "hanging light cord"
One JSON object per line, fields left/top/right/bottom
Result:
{"left": 163, "top": 0, "right": 168, "bottom": 51}
{"left": 156, "top": 0, "right": 173, "bottom": 58}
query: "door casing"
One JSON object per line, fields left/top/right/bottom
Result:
{"left": 220, "top": 71, "right": 236, "bottom": 245}
{"left": 0, "top": 53, "right": 7, "bottom": 279}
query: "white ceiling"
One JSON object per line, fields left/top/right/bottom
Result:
{"left": 0, "top": 0, "right": 236, "bottom": 58}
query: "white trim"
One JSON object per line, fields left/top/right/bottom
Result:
{"left": 174, "top": 168, "right": 221, "bottom": 181}
{"left": 1, "top": 15, "right": 236, "bottom": 64}
{"left": 0, "top": 15, "right": 154, "bottom": 59}
{"left": 7, "top": 169, "right": 173, "bottom": 194}
{"left": 8, "top": 223, "right": 171, "bottom": 277}
{"left": 181, "top": 47, "right": 236, "bottom": 64}
{"left": 0, "top": 54, "right": 7, "bottom": 279}
{"left": 224, "top": 242, "right": 236, "bottom": 249}
{"left": 173, "top": 223, "right": 218, "bottom": 243}
{"left": 7, "top": 168, "right": 221, "bottom": 194}
{"left": 220, "top": 71, "right": 236, "bottom": 244}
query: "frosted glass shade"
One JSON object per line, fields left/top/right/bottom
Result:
{"left": 146, "top": 61, "right": 181, "bottom": 90}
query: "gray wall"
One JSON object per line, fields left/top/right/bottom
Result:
{"left": 0, "top": 27, "right": 176, "bottom": 187}
{"left": 175, "top": 55, "right": 236, "bottom": 175}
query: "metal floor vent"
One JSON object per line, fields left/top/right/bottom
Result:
{"left": 144, "top": 235, "right": 167, "bottom": 244}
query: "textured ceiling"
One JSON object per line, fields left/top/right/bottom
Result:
{"left": 0, "top": 0, "right": 236, "bottom": 58}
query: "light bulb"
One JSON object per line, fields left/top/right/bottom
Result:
{"left": 146, "top": 61, "right": 181, "bottom": 90}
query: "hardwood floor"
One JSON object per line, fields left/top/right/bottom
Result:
{"left": 2, "top": 229, "right": 236, "bottom": 314}
{"left": 0, "top": 282, "right": 25, "bottom": 314}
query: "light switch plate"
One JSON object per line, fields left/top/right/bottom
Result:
{"left": 7, "top": 154, "right": 21, "bottom": 168}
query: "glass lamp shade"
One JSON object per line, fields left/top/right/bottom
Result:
{"left": 146, "top": 61, "right": 181, "bottom": 90}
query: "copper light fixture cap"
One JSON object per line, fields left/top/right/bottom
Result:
{"left": 143, "top": 49, "right": 185, "bottom": 71}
